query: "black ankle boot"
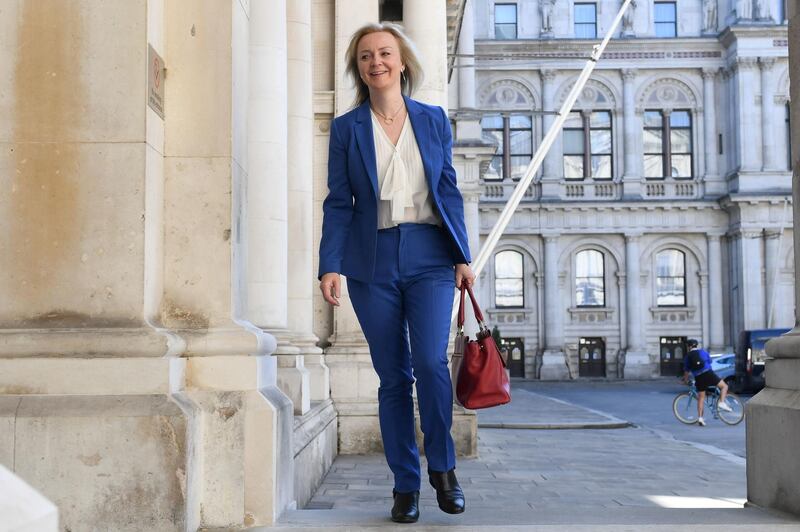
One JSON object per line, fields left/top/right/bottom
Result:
{"left": 391, "top": 489, "right": 420, "bottom": 523}
{"left": 428, "top": 468, "right": 465, "bottom": 514}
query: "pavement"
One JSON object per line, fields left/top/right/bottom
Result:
{"left": 257, "top": 381, "right": 800, "bottom": 531}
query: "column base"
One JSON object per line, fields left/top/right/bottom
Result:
{"left": 293, "top": 399, "right": 338, "bottom": 508}
{"left": 335, "top": 401, "right": 478, "bottom": 458}
{"left": 747, "top": 357, "right": 800, "bottom": 516}
{"left": 622, "top": 350, "right": 656, "bottom": 379}
{"left": 539, "top": 349, "right": 569, "bottom": 380}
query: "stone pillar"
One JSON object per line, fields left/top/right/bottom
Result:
{"left": 458, "top": 0, "right": 475, "bottom": 110}
{"left": 540, "top": 70, "right": 561, "bottom": 198}
{"left": 334, "top": 0, "right": 379, "bottom": 114}
{"left": 0, "top": 1, "right": 292, "bottom": 529}
{"left": 285, "top": 0, "right": 325, "bottom": 412}
{"left": 760, "top": 57, "right": 779, "bottom": 171}
{"left": 540, "top": 234, "right": 568, "bottom": 379}
{"left": 455, "top": 0, "right": 482, "bottom": 141}
{"left": 736, "top": 58, "right": 762, "bottom": 172}
{"left": 403, "top": 0, "right": 447, "bottom": 108}
{"left": 765, "top": 229, "right": 782, "bottom": 328}
{"left": 707, "top": 233, "right": 725, "bottom": 350}
{"left": 740, "top": 230, "right": 766, "bottom": 330}
{"left": 622, "top": 69, "right": 641, "bottom": 197}
{"left": 748, "top": 6, "right": 800, "bottom": 515}
{"left": 702, "top": 68, "right": 724, "bottom": 196}
{"left": 699, "top": 270, "right": 710, "bottom": 348}
{"left": 623, "top": 234, "right": 652, "bottom": 377}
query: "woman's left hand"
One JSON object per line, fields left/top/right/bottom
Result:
{"left": 455, "top": 263, "right": 475, "bottom": 289}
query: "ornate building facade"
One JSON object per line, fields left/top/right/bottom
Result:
{"left": 451, "top": 0, "right": 794, "bottom": 379}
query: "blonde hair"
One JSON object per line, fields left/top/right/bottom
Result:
{"left": 344, "top": 22, "right": 424, "bottom": 108}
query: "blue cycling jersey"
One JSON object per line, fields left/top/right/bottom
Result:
{"left": 684, "top": 348, "right": 712, "bottom": 377}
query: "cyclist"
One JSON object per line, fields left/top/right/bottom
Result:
{"left": 682, "top": 338, "right": 732, "bottom": 426}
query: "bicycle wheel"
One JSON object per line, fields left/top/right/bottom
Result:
{"left": 717, "top": 393, "right": 745, "bottom": 425}
{"left": 673, "top": 392, "right": 699, "bottom": 424}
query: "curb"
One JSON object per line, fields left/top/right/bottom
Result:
{"left": 478, "top": 421, "right": 633, "bottom": 430}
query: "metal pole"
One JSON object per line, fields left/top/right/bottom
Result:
{"left": 452, "top": 0, "right": 634, "bottom": 323}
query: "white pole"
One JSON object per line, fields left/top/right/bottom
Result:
{"left": 453, "top": 0, "right": 634, "bottom": 323}
{"left": 767, "top": 197, "right": 790, "bottom": 328}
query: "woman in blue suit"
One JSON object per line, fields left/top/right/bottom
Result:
{"left": 318, "top": 23, "right": 475, "bottom": 524}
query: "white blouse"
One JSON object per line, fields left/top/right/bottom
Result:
{"left": 371, "top": 111, "right": 441, "bottom": 230}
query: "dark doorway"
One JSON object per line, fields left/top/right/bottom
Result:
{"left": 578, "top": 337, "right": 606, "bottom": 377}
{"left": 500, "top": 337, "right": 525, "bottom": 378}
{"left": 660, "top": 336, "right": 687, "bottom": 376}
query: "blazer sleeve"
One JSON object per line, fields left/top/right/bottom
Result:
{"left": 318, "top": 118, "right": 354, "bottom": 279}
{"left": 438, "top": 106, "right": 472, "bottom": 263}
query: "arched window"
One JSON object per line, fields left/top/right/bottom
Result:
{"left": 656, "top": 249, "right": 686, "bottom": 306}
{"left": 575, "top": 250, "right": 605, "bottom": 307}
{"left": 495, "top": 250, "right": 524, "bottom": 307}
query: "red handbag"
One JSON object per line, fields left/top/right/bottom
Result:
{"left": 451, "top": 285, "right": 511, "bottom": 409}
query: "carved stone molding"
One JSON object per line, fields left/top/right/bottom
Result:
{"left": 621, "top": 68, "right": 637, "bottom": 82}
{"left": 759, "top": 57, "right": 777, "bottom": 71}
{"left": 701, "top": 67, "right": 719, "bottom": 80}
{"left": 568, "top": 306, "right": 616, "bottom": 324}
{"left": 540, "top": 69, "right": 557, "bottom": 82}
{"left": 650, "top": 306, "right": 698, "bottom": 322}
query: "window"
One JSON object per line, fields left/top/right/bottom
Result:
{"left": 643, "top": 109, "right": 693, "bottom": 179}
{"left": 777, "top": 0, "right": 786, "bottom": 23}
{"left": 575, "top": 250, "right": 605, "bottom": 307}
{"left": 495, "top": 3, "right": 517, "bottom": 39}
{"left": 574, "top": 3, "right": 597, "bottom": 38}
{"left": 481, "top": 114, "right": 533, "bottom": 180}
{"left": 654, "top": 2, "right": 677, "bottom": 37}
{"left": 656, "top": 249, "right": 686, "bottom": 306}
{"left": 563, "top": 110, "right": 612, "bottom": 180}
{"left": 495, "top": 250, "right": 524, "bottom": 307}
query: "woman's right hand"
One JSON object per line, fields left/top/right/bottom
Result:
{"left": 319, "top": 273, "right": 341, "bottom": 306}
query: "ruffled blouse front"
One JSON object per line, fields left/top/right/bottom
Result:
{"left": 371, "top": 110, "right": 440, "bottom": 229}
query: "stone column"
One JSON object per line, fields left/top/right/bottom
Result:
{"left": 707, "top": 233, "right": 725, "bottom": 350}
{"left": 623, "top": 234, "right": 651, "bottom": 377}
{"left": 702, "top": 68, "right": 724, "bottom": 195}
{"left": 736, "top": 58, "right": 762, "bottom": 172}
{"left": 284, "top": 0, "right": 326, "bottom": 413}
{"left": 765, "top": 229, "right": 783, "bottom": 328}
{"left": 748, "top": 5, "right": 800, "bottom": 515}
{"left": 458, "top": 0, "right": 475, "bottom": 110}
{"left": 403, "top": 0, "right": 447, "bottom": 107}
{"left": 760, "top": 58, "right": 779, "bottom": 171}
{"left": 334, "top": 0, "right": 379, "bottom": 114}
{"left": 455, "top": 0, "right": 482, "bottom": 141}
{"left": 540, "top": 234, "right": 568, "bottom": 379}
{"left": 540, "top": 70, "right": 561, "bottom": 198}
{"left": 740, "top": 230, "right": 766, "bottom": 329}
{"left": 699, "top": 270, "right": 710, "bottom": 348}
{"left": 621, "top": 69, "right": 640, "bottom": 197}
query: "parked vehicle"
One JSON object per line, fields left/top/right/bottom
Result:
{"left": 733, "top": 328, "right": 791, "bottom": 393}
{"left": 711, "top": 353, "right": 736, "bottom": 383}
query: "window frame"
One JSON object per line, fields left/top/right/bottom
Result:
{"left": 654, "top": 1, "right": 677, "bottom": 38}
{"left": 574, "top": 3, "right": 598, "bottom": 39}
{"left": 563, "top": 110, "right": 613, "bottom": 180}
{"left": 643, "top": 109, "right": 694, "bottom": 180}
{"left": 655, "top": 249, "right": 687, "bottom": 307}
{"left": 481, "top": 113, "right": 533, "bottom": 180}
{"left": 494, "top": 3, "right": 518, "bottom": 40}
{"left": 494, "top": 250, "right": 525, "bottom": 308}
{"left": 575, "top": 249, "right": 606, "bottom": 308}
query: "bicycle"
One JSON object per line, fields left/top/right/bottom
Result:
{"left": 672, "top": 381, "right": 745, "bottom": 425}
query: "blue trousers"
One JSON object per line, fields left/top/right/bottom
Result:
{"left": 347, "top": 223, "right": 457, "bottom": 493}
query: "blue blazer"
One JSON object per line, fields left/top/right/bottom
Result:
{"left": 318, "top": 96, "right": 471, "bottom": 282}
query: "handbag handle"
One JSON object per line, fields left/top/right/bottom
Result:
{"left": 457, "top": 284, "right": 486, "bottom": 328}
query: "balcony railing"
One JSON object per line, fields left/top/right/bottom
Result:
{"left": 561, "top": 180, "right": 621, "bottom": 200}
{"left": 481, "top": 179, "right": 541, "bottom": 202}
{"left": 641, "top": 178, "right": 702, "bottom": 200}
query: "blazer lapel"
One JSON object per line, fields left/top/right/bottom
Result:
{"left": 353, "top": 101, "right": 379, "bottom": 198}
{"left": 405, "top": 96, "right": 438, "bottom": 192}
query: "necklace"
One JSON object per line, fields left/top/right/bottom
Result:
{"left": 371, "top": 102, "right": 405, "bottom": 125}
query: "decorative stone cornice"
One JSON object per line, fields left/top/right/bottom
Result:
{"left": 621, "top": 68, "right": 637, "bottom": 82}
{"left": 759, "top": 57, "right": 777, "bottom": 71}
{"left": 701, "top": 67, "right": 719, "bottom": 80}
